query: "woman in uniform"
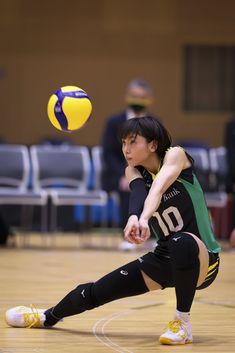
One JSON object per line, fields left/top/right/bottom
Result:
{"left": 5, "top": 116, "right": 220, "bottom": 346}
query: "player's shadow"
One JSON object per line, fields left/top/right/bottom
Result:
{"left": 51, "top": 328, "right": 229, "bottom": 346}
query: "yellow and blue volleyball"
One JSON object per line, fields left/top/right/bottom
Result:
{"left": 47, "top": 85, "right": 92, "bottom": 132}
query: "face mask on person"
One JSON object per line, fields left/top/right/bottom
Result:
{"left": 126, "top": 97, "right": 152, "bottom": 113}
{"left": 128, "top": 103, "right": 146, "bottom": 112}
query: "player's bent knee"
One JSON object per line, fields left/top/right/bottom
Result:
{"left": 168, "top": 232, "right": 199, "bottom": 270}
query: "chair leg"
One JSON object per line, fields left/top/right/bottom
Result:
{"left": 20, "top": 205, "right": 33, "bottom": 230}
{"left": 40, "top": 204, "right": 48, "bottom": 247}
{"left": 20, "top": 205, "right": 34, "bottom": 247}
{"left": 40, "top": 204, "right": 47, "bottom": 232}
{"left": 48, "top": 203, "right": 57, "bottom": 247}
{"left": 50, "top": 203, "right": 58, "bottom": 231}
{"left": 101, "top": 205, "right": 108, "bottom": 228}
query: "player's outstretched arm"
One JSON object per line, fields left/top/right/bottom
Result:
{"left": 139, "top": 147, "right": 190, "bottom": 238}
{"left": 124, "top": 166, "right": 148, "bottom": 243}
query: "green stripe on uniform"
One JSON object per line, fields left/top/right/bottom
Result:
{"left": 180, "top": 175, "right": 221, "bottom": 253}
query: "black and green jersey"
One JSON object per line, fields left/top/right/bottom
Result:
{"left": 137, "top": 164, "right": 221, "bottom": 254}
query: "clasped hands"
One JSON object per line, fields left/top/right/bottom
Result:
{"left": 124, "top": 215, "right": 150, "bottom": 244}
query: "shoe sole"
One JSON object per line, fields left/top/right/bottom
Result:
{"left": 159, "top": 337, "right": 193, "bottom": 345}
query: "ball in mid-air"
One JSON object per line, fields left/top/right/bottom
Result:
{"left": 47, "top": 85, "right": 92, "bottom": 132}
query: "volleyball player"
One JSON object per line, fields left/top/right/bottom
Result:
{"left": 5, "top": 116, "right": 220, "bottom": 345}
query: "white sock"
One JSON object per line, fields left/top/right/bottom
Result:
{"left": 175, "top": 310, "right": 190, "bottom": 323}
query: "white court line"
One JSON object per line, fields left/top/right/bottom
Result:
{"left": 93, "top": 310, "right": 133, "bottom": 353}
{"left": 101, "top": 311, "right": 134, "bottom": 353}
{"left": 92, "top": 300, "right": 165, "bottom": 353}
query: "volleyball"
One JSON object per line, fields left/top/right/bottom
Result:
{"left": 47, "top": 85, "right": 92, "bottom": 132}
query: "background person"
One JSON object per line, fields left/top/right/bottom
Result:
{"left": 224, "top": 117, "right": 235, "bottom": 248}
{"left": 101, "top": 79, "right": 156, "bottom": 249}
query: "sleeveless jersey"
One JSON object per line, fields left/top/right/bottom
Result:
{"left": 136, "top": 163, "right": 221, "bottom": 254}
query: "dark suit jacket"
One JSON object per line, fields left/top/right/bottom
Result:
{"left": 225, "top": 117, "right": 235, "bottom": 191}
{"left": 101, "top": 111, "right": 127, "bottom": 192}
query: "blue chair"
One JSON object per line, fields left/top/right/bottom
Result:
{"left": 91, "top": 146, "right": 120, "bottom": 227}
{"left": 184, "top": 147, "right": 211, "bottom": 192}
{"left": 30, "top": 145, "right": 108, "bottom": 232}
{"left": 0, "top": 144, "right": 48, "bottom": 232}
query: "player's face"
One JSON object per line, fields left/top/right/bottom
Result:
{"left": 122, "top": 134, "right": 157, "bottom": 167}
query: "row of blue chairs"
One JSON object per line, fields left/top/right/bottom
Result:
{"left": 184, "top": 146, "right": 232, "bottom": 239}
{"left": 0, "top": 144, "right": 120, "bottom": 232}
{"left": 0, "top": 144, "right": 230, "bottom": 235}
{"left": 184, "top": 146, "right": 228, "bottom": 192}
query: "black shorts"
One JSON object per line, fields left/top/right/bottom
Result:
{"left": 137, "top": 250, "right": 220, "bottom": 290}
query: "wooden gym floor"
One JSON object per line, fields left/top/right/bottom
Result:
{"left": 0, "top": 233, "right": 234, "bottom": 353}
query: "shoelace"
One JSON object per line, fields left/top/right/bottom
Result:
{"left": 24, "top": 304, "right": 41, "bottom": 328}
{"left": 166, "top": 320, "right": 183, "bottom": 333}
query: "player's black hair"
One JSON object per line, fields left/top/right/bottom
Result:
{"left": 118, "top": 116, "right": 172, "bottom": 159}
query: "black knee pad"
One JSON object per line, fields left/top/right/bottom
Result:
{"left": 47, "top": 282, "right": 96, "bottom": 321}
{"left": 56, "top": 261, "right": 149, "bottom": 317}
{"left": 70, "top": 282, "right": 97, "bottom": 313}
{"left": 168, "top": 232, "right": 199, "bottom": 270}
{"left": 49, "top": 263, "right": 149, "bottom": 322}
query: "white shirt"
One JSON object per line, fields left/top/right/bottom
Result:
{"left": 126, "top": 108, "right": 147, "bottom": 120}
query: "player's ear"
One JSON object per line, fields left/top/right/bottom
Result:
{"left": 149, "top": 139, "right": 158, "bottom": 152}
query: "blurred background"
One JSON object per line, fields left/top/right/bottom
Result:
{"left": 0, "top": 0, "right": 235, "bottom": 146}
{"left": 1, "top": 4, "right": 235, "bottom": 351}
{"left": 0, "top": 0, "right": 235, "bottom": 246}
